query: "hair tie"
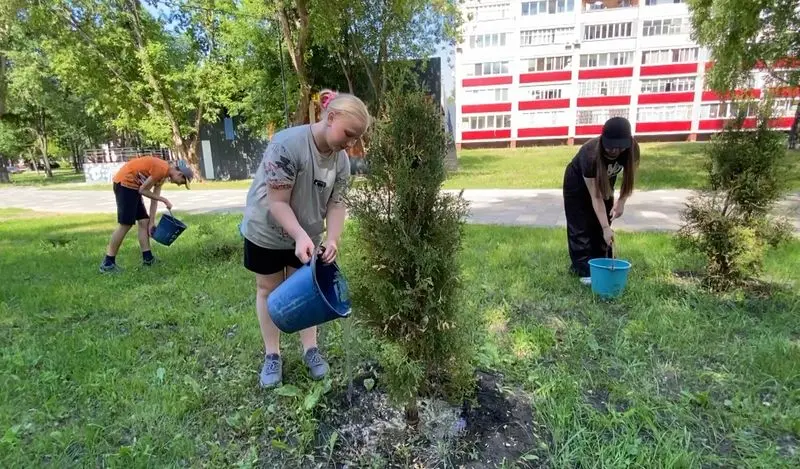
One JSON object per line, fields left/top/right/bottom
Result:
{"left": 320, "top": 92, "right": 337, "bottom": 110}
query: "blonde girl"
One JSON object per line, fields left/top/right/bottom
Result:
{"left": 240, "top": 90, "right": 371, "bottom": 388}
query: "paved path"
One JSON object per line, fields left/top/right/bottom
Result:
{"left": 2, "top": 187, "right": 799, "bottom": 232}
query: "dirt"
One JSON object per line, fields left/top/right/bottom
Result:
{"left": 315, "top": 367, "right": 548, "bottom": 468}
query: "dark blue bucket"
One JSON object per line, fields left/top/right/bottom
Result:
{"left": 152, "top": 212, "right": 187, "bottom": 246}
{"left": 267, "top": 252, "right": 352, "bottom": 333}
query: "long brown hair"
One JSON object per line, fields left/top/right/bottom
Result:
{"left": 593, "top": 137, "right": 640, "bottom": 200}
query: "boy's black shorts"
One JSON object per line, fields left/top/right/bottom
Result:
{"left": 114, "top": 182, "right": 149, "bottom": 226}
{"left": 243, "top": 237, "right": 303, "bottom": 275}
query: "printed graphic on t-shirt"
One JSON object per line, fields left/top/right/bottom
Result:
{"left": 607, "top": 162, "right": 623, "bottom": 177}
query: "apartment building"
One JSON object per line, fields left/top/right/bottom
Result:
{"left": 455, "top": 0, "right": 798, "bottom": 147}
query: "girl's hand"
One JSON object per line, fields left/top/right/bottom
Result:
{"left": 603, "top": 226, "right": 615, "bottom": 247}
{"left": 610, "top": 200, "right": 625, "bottom": 221}
{"left": 295, "top": 232, "right": 315, "bottom": 264}
{"left": 320, "top": 240, "right": 338, "bottom": 264}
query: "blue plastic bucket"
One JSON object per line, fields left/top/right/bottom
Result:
{"left": 152, "top": 213, "right": 187, "bottom": 246}
{"left": 588, "top": 258, "right": 632, "bottom": 299}
{"left": 267, "top": 253, "right": 352, "bottom": 333}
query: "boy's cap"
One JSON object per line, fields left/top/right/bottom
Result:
{"left": 601, "top": 117, "right": 633, "bottom": 150}
{"left": 176, "top": 160, "right": 194, "bottom": 189}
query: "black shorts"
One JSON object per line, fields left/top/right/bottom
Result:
{"left": 243, "top": 237, "right": 303, "bottom": 275}
{"left": 114, "top": 182, "right": 149, "bottom": 225}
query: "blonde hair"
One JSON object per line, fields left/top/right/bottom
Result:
{"left": 319, "top": 89, "right": 371, "bottom": 130}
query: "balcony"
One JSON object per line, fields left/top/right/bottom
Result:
{"left": 583, "top": 0, "right": 638, "bottom": 12}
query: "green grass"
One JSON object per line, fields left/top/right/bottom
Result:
{"left": 7, "top": 168, "right": 86, "bottom": 187}
{"left": 9, "top": 143, "right": 800, "bottom": 191}
{"left": 445, "top": 142, "right": 800, "bottom": 190}
{"left": 1, "top": 213, "right": 799, "bottom": 467}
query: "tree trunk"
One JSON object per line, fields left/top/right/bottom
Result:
{"left": 40, "top": 110, "right": 53, "bottom": 178}
{"left": 127, "top": 0, "right": 201, "bottom": 170}
{"left": 404, "top": 399, "right": 419, "bottom": 427}
{"left": 0, "top": 51, "right": 7, "bottom": 116}
{"left": 0, "top": 155, "right": 9, "bottom": 183}
{"left": 276, "top": 1, "right": 312, "bottom": 125}
{"left": 788, "top": 101, "right": 800, "bottom": 149}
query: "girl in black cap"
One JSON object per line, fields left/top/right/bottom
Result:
{"left": 562, "top": 117, "right": 640, "bottom": 285}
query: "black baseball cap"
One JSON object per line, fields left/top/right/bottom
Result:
{"left": 601, "top": 117, "right": 632, "bottom": 150}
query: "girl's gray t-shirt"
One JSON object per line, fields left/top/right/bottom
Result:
{"left": 241, "top": 125, "right": 350, "bottom": 250}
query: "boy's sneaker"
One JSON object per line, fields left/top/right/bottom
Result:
{"left": 260, "top": 354, "right": 282, "bottom": 388}
{"left": 99, "top": 263, "right": 122, "bottom": 273}
{"left": 142, "top": 257, "right": 158, "bottom": 267}
{"left": 579, "top": 277, "right": 592, "bottom": 286}
{"left": 303, "top": 347, "right": 329, "bottom": 381}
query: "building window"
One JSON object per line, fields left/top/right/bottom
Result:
{"left": 637, "top": 104, "right": 693, "bottom": 121}
{"left": 640, "top": 76, "right": 696, "bottom": 93}
{"left": 465, "top": 3, "right": 512, "bottom": 22}
{"left": 463, "top": 88, "right": 510, "bottom": 103}
{"left": 223, "top": 117, "right": 235, "bottom": 140}
{"left": 645, "top": 0, "right": 686, "bottom": 5}
{"left": 469, "top": 33, "right": 508, "bottom": 49}
{"left": 641, "top": 47, "right": 699, "bottom": 65}
{"left": 522, "top": 55, "right": 572, "bottom": 72}
{"left": 576, "top": 108, "right": 629, "bottom": 125}
{"left": 700, "top": 102, "right": 758, "bottom": 119}
{"left": 521, "top": 0, "right": 575, "bottom": 15}
{"left": 462, "top": 114, "right": 512, "bottom": 130}
{"left": 466, "top": 61, "right": 510, "bottom": 77}
{"left": 521, "top": 85, "right": 566, "bottom": 100}
{"left": 520, "top": 27, "right": 575, "bottom": 46}
{"left": 579, "top": 51, "right": 635, "bottom": 68}
{"left": 520, "top": 110, "right": 571, "bottom": 126}
{"left": 642, "top": 18, "right": 690, "bottom": 37}
{"left": 583, "top": 22, "right": 633, "bottom": 41}
{"left": 578, "top": 79, "right": 631, "bottom": 97}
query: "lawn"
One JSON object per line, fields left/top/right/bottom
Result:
{"left": 446, "top": 142, "right": 800, "bottom": 191}
{"left": 1, "top": 210, "right": 799, "bottom": 467}
{"left": 10, "top": 143, "right": 800, "bottom": 192}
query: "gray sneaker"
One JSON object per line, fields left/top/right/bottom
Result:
{"left": 260, "top": 354, "right": 282, "bottom": 388}
{"left": 303, "top": 348, "right": 329, "bottom": 381}
{"left": 99, "top": 263, "right": 122, "bottom": 273}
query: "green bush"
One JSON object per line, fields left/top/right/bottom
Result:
{"left": 678, "top": 103, "right": 793, "bottom": 290}
{"left": 347, "top": 91, "right": 476, "bottom": 424}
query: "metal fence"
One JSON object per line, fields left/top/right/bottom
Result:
{"left": 83, "top": 147, "right": 172, "bottom": 164}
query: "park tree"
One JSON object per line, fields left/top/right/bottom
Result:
{"left": 348, "top": 91, "right": 475, "bottom": 425}
{"left": 689, "top": 0, "right": 800, "bottom": 146}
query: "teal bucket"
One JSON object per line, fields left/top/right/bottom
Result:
{"left": 152, "top": 213, "right": 187, "bottom": 246}
{"left": 267, "top": 252, "right": 352, "bottom": 333}
{"left": 589, "top": 258, "right": 632, "bottom": 299}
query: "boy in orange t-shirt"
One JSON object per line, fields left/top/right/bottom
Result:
{"left": 100, "top": 156, "right": 193, "bottom": 273}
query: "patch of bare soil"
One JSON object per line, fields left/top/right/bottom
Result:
{"left": 314, "top": 367, "right": 549, "bottom": 468}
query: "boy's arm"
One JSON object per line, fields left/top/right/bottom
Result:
{"left": 148, "top": 184, "right": 162, "bottom": 230}
{"left": 139, "top": 177, "right": 172, "bottom": 209}
{"left": 325, "top": 200, "right": 346, "bottom": 245}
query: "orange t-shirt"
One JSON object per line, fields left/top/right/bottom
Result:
{"left": 113, "top": 156, "right": 170, "bottom": 190}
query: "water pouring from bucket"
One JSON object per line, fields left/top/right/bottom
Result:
{"left": 267, "top": 249, "right": 352, "bottom": 334}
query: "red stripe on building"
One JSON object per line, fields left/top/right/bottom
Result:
{"left": 462, "top": 129, "right": 512, "bottom": 140}
{"left": 578, "top": 67, "right": 634, "bottom": 79}
{"left": 766, "top": 87, "right": 800, "bottom": 98}
{"left": 518, "top": 99, "right": 570, "bottom": 110}
{"left": 519, "top": 71, "right": 572, "bottom": 83}
{"left": 701, "top": 89, "right": 761, "bottom": 101}
{"left": 698, "top": 117, "right": 793, "bottom": 131}
{"left": 461, "top": 103, "right": 512, "bottom": 114}
{"left": 575, "top": 125, "right": 604, "bottom": 136}
{"left": 637, "top": 92, "right": 695, "bottom": 105}
{"left": 518, "top": 126, "right": 569, "bottom": 138}
{"left": 462, "top": 76, "right": 513, "bottom": 87}
{"left": 576, "top": 96, "right": 631, "bottom": 107}
{"left": 636, "top": 121, "right": 692, "bottom": 133}
{"left": 639, "top": 63, "right": 699, "bottom": 76}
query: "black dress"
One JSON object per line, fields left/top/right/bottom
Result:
{"left": 562, "top": 137, "right": 629, "bottom": 277}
